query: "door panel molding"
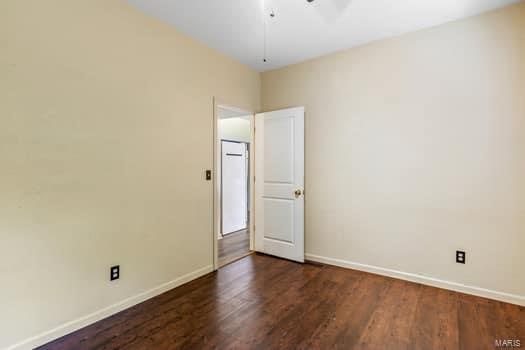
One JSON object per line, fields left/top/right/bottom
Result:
{"left": 255, "top": 107, "right": 305, "bottom": 263}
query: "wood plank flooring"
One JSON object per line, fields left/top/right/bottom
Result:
{"left": 218, "top": 229, "right": 251, "bottom": 267}
{"left": 39, "top": 254, "right": 524, "bottom": 350}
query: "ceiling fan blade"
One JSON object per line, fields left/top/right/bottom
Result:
{"left": 311, "top": 0, "right": 354, "bottom": 22}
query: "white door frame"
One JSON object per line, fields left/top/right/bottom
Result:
{"left": 212, "top": 99, "right": 255, "bottom": 270}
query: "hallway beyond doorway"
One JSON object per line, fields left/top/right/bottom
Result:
{"left": 218, "top": 229, "right": 251, "bottom": 267}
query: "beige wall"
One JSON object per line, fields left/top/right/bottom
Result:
{"left": 0, "top": 1, "right": 259, "bottom": 348}
{"left": 2, "top": 1, "right": 525, "bottom": 347}
{"left": 262, "top": 3, "right": 525, "bottom": 299}
{"left": 219, "top": 117, "right": 252, "bottom": 143}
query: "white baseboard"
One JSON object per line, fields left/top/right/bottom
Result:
{"left": 305, "top": 253, "right": 525, "bottom": 307}
{"left": 6, "top": 265, "right": 214, "bottom": 350}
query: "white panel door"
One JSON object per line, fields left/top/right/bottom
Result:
{"left": 255, "top": 107, "right": 304, "bottom": 262}
{"left": 221, "top": 141, "right": 248, "bottom": 235}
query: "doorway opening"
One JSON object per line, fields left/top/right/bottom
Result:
{"left": 214, "top": 104, "right": 254, "bottom": 268}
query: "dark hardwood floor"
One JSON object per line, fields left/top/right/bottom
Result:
{"left": 39, "top": 254, "right": 524, "bottom": 350}
{"left": 218, "top": 229, "right": 251, "bottom": 267}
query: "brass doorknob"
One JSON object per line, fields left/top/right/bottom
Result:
{"left": 294, "top": 189, "right": 302, "bottom": 198}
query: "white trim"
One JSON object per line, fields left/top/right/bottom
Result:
{"left": 213, "top": 98, "right": 255, "bottom": 270}
{"left": 305, "top": 253, "right": 525, "bottom": 307}
{"left": 6, "top": 265, "right": 214, "bottom": 350}
{"left": 248, "top": 113, "right": 255, "bottom": 252}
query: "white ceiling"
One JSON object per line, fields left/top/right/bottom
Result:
{"left": 127, "top": 0, "right": 520, "bottom": 71}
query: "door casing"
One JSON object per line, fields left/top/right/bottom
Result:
{"left": 213, "top": 100, "right": 255, "bottom": 270}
